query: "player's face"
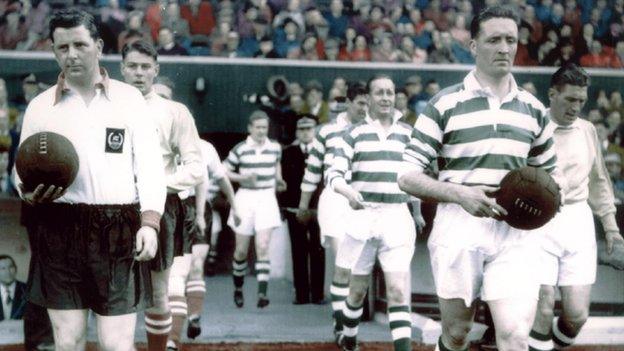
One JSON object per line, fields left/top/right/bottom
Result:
{"left": 296, "top": 127, "right": 315, "bottom": 144}
{"left": 52, "top": 25, "right": 103, "bottom": 84}
{"left": 347, "top": 95, "right": 369, "bottom": 123}
{"left": 548, "top": 84, "right": 588, "bottom": 127}
{"left": 121, "top": 50, "right": 159, "bottom": 96}
{"left": 368, "top": 78, "right": 395, "bottom": 119}
{"left": 248, "top": 118, "right": 269, "bottom": 143}
{"left": 470, "top": 18, "right": 518, "bottom": 79}
{"left": 0, "top": 259, "right": 16, "bottom": 285}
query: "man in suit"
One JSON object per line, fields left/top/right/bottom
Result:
{"left": 0, "top": 254, "right": 26, "bottom": 321}
{"left": 279, "top": 115, "right": 325, "bottom": 304}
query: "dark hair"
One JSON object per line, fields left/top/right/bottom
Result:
{"left": 122, "top": 40, "right": 158, "bottom": 61}
{"left": 248, "top": 110, "right": 269, "bottom": 125}
{"left": 346, "top": 81, "right": 367, "bottom": 101}
{"left": 49, "top": 8, "right": 99, "bottom": 42}
{"left": 366, "top": 74, "right": 393, "bottom": 93}
{"left": 0, "top": 255, "right": 16, "bottom": 269}
{"left": 470, "top": 5, "right": 520, "bottom": 39}
{"left": 550, "top": 63, "right": 590, "bottom": 90}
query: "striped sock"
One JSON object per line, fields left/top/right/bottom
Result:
{"left": 145, "top": 311, "right": 172, "bottom": 351}
{"left": 388, "top": 305, "right": 412, "bottom": 351}
{"left": 168, "top": 295, "right": 188, "bottom": 344}
{"left": 256, "top": 260, "right": 270, "bottom": 297}
{"left": 232, "top": 259, "right": 247, "bottom": 289}
{"left": 529, "top": 329, "right": 554, "bottom": 351}
{"left": 342, "top": 301, "right": 363, "bottom": 350}
{"left": 435, "top": 336, "right": 468, "bottom": 351}
{"left": 186, "top": 279, "right": 206, "bottom": 318}
{"left": 330, "top": 281, "right": 349, "bottom": 332}
{"left": 553, "top": 318, "right": 575, "bottom": 349}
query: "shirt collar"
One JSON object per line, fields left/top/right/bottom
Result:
{"left": 546, "top": 108, "right": 581, "bottom": 130}
{"left": 144, "top": 89, "right": 159, "bottom": 101}
{"left": 53, "top": 68, "right": 111, "bottom": 105}
{"left": 463, "top": 69, "right": 519, "bottom": 101}
{"left": 1, "top": 282, "right": 15, "bottom": 296}
{"left": 364, "top": 109, "right": 402, "bottom": 126}
{"left": 245, "top": 136, "right": 269, "bottom": 150}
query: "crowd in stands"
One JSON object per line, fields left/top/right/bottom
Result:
{"left": 0, "top": 0, "right": 624, "bottom": 67}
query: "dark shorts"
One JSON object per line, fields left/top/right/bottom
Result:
{"left": 151, "top": 194, "right": 191, "bottom": 271}
{"left": 26, "top": 202, "right": 152, "bottom": 316}
{"left": 183, "top": 196, "right": 213, "bottom": 246}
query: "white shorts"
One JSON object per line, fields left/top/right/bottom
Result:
{"left": 428, "top": 203, "right": 541, "bottom": 307}
{"left": 539, "top": 201, "right": 596, "bottom": 286}
{"left": 317, "top": 187, "right": 352, "bottom": 246}
{"left": 227, "top": 188, "right": 281, "bottom": 236}
{"left": 335, "top": 204, "right": 416, "bottom": 274}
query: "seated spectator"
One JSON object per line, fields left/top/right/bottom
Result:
{"left": 302, "top": 80, "right": 329, "bottom": 124}
{"left": 272, "top": 0, "right": 304, "bottom": 29}
{"left": 180, "top": 0, "right": 215, "bottom": 36}
{"left": 515, "top": 22, "right": 538, "bottom": 66}
{"left": 323, "top": 0, "right": 348, "bottom": 39}
{"left": 239, "top": 17, "right": 271, "bottom": 57}
{"left": 371, "top": 33, "right": 399, "bottom": 62}
{"left": 396, "top": 34, "right": 427, "bottom": 63}
{"left": 300, "top": 34, "right": 321, "bottom": 60}
{"left": 23, "top": 0, "right": 50, "bottom": 39}
{"left": 423, "top": 0, "right": 449, "bottom": 31}
{"left": 237, "top": 2, "right": 260, "bottom": 39}
{"left": 613, "top": 40, "right": 624, "bottom": 68}
{"left": 588, "top": 108, "right": 605, "bottom": 124}
{"left": 449, "top": 13, "right": 470, "bottom": 47}
{"left": 536, "top": 0, "right": 554, "bottom": 23}
{"left": 427, "top": 30, "right": 457, "bottom": 64}
{"left": 221, "top": 30, "right": 243, "bottom": 58}
{"left": 413, "top": 19, "right": 434, "bottom": 50}
{"left": 162, "top": 1, "right": 190, "bottom": 45}
{"left": 522, "top": 4, "right": 543, "bottom": 44}
{"left": 157, "top": 26, "right": 189, "bottom": 55}
{"left": 97, "top": 0, "right": 128, "bottom": 53}
{"left": 396, "top": 88, "right": 416, "bottom": 126}
{"left": 117, "top": 10, "right": 153, "bottom": 53}
{"left": 0, "top": 7, "right": 28, "bottom": 50}
{"left": 608, "top": 91, "right": 624, "bottom": 118}
{"left": 563, "top": 0, "right": 582, "bottom": 39}
{"left": 349, "top": 34, "right": 371, "bottom": 61}
{"left": 323, "top": 38, "right": 340, "bottom": 60}
{"left": 209, "top": 19, "right": 232, "bottom": 55}
{"left": 0, "top": 255, "right": 26, "bottom": 321}
{"left": 537, "top": 28, "right": 560, "bottom": 64}
{"left": 254, "top": 35, "right": 280, "bottom": 58}
{"left": 366, "top": 5, "right": 393, "bottom": 35}
{"left": 144, "top": 0, "right": 166, "bottom": 41}
{"left": 542, "top": 38, "right": 579, "bottom": 66}
{"left": 605, "top": 153, "right": 624, "bottom": 204}
{"left": 303, "top": 6, "right": 326, "bottom": 33}
{"left": 606, "top": 110, "right": 622, "bottom": 143}
{"left": 274, "top": 17, "right": 301, "bottom": 58}
{"left": 580, "top": 40, "right": 618, "bottom": 68}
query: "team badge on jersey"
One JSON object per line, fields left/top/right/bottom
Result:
{"left": 105, "top": 128, "right": 125, "bottom": 153}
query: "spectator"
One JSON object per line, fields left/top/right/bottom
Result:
{"left": 521, "top": 81, "right": 538, "bottom": 96}
{"left": 323, "top": 37, "right": 340, "bottom": 60}
{"left": 614, "top": 40, "right": 624, "bottom": 67}
{"left": 371, "top": 32, "right": 399, "bottom": 62}
{"left": 221, "top": 30, "right": 242, "bottom": 58}
{"left": 606, "top": 110, "right": 622, "bottom": 142}
{"left": 549, "top": 2, "right": 565, "bottom": 28}
{"left": 404, "top": 74, "right": 423, "bottom": 111}
{"left": 324, "top": 0, "right": 348, "bottom": 39}
{"left": 274, "top": 17, "right": 301, "bottom": 58}
{"left": 396, "top": 34, "right": 427, "bottom": 63}
{"left": 161, "top": 1, "right": 190, "bottom": 44}
{"left": 349, "top": 34, "right": 371, "bottom": 61}
{"left": 254, "top": 34, "right": 280, "bottom": 58}
{"left": 366, "top": 5, "right": 393, "bottom": 35}
{"left": 580, "top": 40, "right": 616, "bottom": 68}
{"left": 0, "top": 255, "right": 27, "bottom": 321}
{"left": 543, "top": 38, "right": 578, "bottom": 66}
{"left": 563, "top": 0, "right": 582, "bottom": 39}
{"left": 303, "top": 6, "right": 326, "bottom": 33}
{"left": 117, "top": 10, "right": 153, "bottom": 53}
{"left": 156, "top": 26, "right": 189, "bottom": 55}
{"left": 608, "top": 91, "right": 624, "bottom": 118}
{"left": 515, "top": 22, "right": 538, "bottom": 66}
{"left": 413, "top": 19, "right": 434, "bottom": 50}
{"left": 272, "top": 0, "right": 304, "bottom": 29}
{"left": 427, "top": 30, "right": 458, "bottom": 64}
{"left": 449, "top": 13, "right": 470, "bottom": 47}
{"left": 180, "top": 0, "right": 215, "bottom": 36}
{"left": 239, "top": 17, "right": 270, "bottom": 57}
{"left": 423, "top": 0, "right": 449, "bottom": 30}
{"left": 209, "top": 19, "right": 232, "bottom": 55}
{"left": 302, "top": 80, "right": 329, "bottom": 124}
{"left": 538, "top": 28, "right": 559, "bottom": 64}
{"left": 396, "top": 88, "right": 417, "bottom": 126}
{"left": 588, "top": 108, "right": 605, "bottom": 124}
{"left": 237, "top": 2, "right": 260, "bottom": 39}
{"left": 300, "top": 34, "right": 321, "bottom": 60}
{"left": 0, "top": 7, "right": 28, "bottom": 50}
{"left": 522, "top": 4, "right": 543, "bottom": 44}
{"left": 97, "top": 0, "right": 127, "bottom": 53}
{"left": 605, "top": 153, "right": 624, "bottom": 204}
{"left": 144, "top": 0, "right": 166, "bottom": 41}
{"left": 337, "top": 26, "right": 356, "bottom": 60}
{"left": 536, "top": 0, "right": 554, "bottom": 23}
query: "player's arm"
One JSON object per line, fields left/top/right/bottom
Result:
{"left": 194, "top": 167, "right": 209, "bottom": 235}
{"left": 298, "top": 128, "right": 325, "bottom": 212}
{"left": 223, "top": 145, "right": 256, "bottom": 185}
{"left": 327, "top": 131, "right": 364, "bottom": 210}
{"left": 275, "top": 161, "right": 287, "bottom": 192}
{"left": 528, "top": 111, "right": 567, "bottom": 196}
{"left": 587, "top": 125, "right": 623, "bottom": 253}
{"left": 131, "top": 96, "right": 166, "bottom": 261}
{"left": 397, "top": 105, "right": 505, "bottom": 218}
{"left": 166, "top": 106, "right": 204, "bottom": 192}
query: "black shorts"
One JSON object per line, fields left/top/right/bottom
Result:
{"left": 26, "top": 203, "right": 152, "bottom": 316}
{"left": 151, "top": 194, "right": 192, "bottom": 271}
{"left": 183, "top": 196, "right": 213, "bottom": 246}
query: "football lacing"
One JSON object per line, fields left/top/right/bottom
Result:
{"left": 514, "top": 198, "right": 542, "bottom": 216}
{"left": 38, "top": 132, "right": 48, "bottom": 154}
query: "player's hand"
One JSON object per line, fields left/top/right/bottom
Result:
{"left": 347, "top": 190, "right": 365, "bottom": 210}
{"left": 458, "top": 185, "right": 507, "bottom": 219}
{"left": 195, "top": 214, "right": 207, "bottom": 236}
{"left": 231, "top": 205, "right": 242, "bottom": 226}
{"left": 135, "top": 226, "right": 158, "bottom": 261}
{"left": 606, "top": 230, "right": 624, "bottom": 255}
{"left": 276, "top": 179, "right": 287, "bottom": 192}
{"left": 20, "top": 184, "right": 66, "bottom": 205}
{"left": 415, "top": 213, "right": 426, "bottom": 232}
{"left": 296, "top": 207, "right": 313, "bottom": 224}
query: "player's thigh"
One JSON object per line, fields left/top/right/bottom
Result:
{"left": 169, "top": 253, "right": 193, "bottom": 296}
{"left": 438, "top": 298, "right": 475, "bottom": 339}
{"left": 254, "top": 228, "right": 273, "bottom": 258}
{"left": 234, "top": 233, "right": 253, "bottom": 254}
{"left": 47, "top": 309, "right": 88, "bottom": 345}
{"left": 560, "top": 285, "right": 592, "bottom": 322}
{"left": 96, "top": 312, "right": 137, "bottom": 351}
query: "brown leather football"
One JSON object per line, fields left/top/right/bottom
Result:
{"left": 496, "top": 166, "right": 561, "bottom": 230}
{"left": 15, "top": 132, "right": 79, "bottom": 192}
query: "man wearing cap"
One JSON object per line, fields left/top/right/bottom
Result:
{"left": 303, "top": 80, "right": 330, "bottom": 123}
{"left": 279, "top": 115, "right": 325, "bottom": 304}
{"left": 225, "top": 110, "right": 287, "bottom": 309}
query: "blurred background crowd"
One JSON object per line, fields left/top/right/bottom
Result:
{"left": 0, "top": 0, "right": 623, "bottom": 66}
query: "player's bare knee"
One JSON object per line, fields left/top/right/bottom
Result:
{"left": 386, "top": 282, "right": 407, "bottom": 305}
{"left": 495, "top": 328, "right": 529, "bottom": 351}
{"left": 333, "top": 267, "right": 350, "bottom": 283}
{"left": 561, "top": 308, "right": 589, "bottom": 335}
{"left": 189, "top": 262, "right": 204, "bottom": 280}
{"left": 99, "top": 332, "right": 134, "bottom": 351}
{"left": 54, "top": 334, "right": 84, "bottom": 351}
{"left": 443, "top": 320, "right": 471, "bottom": 348}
